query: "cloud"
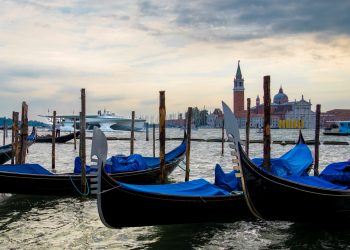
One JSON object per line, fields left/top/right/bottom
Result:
{"left": 134, "top": 1, "right": 350, "bottom": 42}
{"left": 0, "top": 0, "right": 349, "bottom": 118}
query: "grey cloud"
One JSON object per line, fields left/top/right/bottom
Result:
{"left": 136, "top": 0, "right": 350, "bottom": 42}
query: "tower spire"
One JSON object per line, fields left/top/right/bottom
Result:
{"left": 233, "top": 60, "right": 245, "bottom": 114}
{"left": 236, "top": 60, "right": 242, "bottom": 79}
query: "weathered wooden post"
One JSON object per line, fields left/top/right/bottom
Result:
{"left": 263, "top": 76, "right": 271, "bottom": 172}
{"left": 314, "top": 104, "right": 321, "bottom": 176}
{"left": 73, "top": 117, "right": 77, "bottom": 150}
{"left": 159, "top": 91, "right": 166, "bottom": 184}
{"left": 80, "top": 88, "right": 87, "bottom": 193}
{"left": 12, "top": 112, "right": 19, "bottom": 165}
{"left": 5, "top": 118, "right": 8, "bottom": 138}
{"left": 130, "top": 111, "right": 135, "bottom": 155}
{"left": 3, "top": 117, "right": 6, "bottom": 145}
{"left": 152, "top": 124, "right": 156, "bottom": 157}
{"left": 52, "top": 111, "right": 56, "bottom": 170}
{"left": 18, "top": 102, "right": 28, "bottom": 164}
{"left": 246, "top": 98, "right": 251, "bottom": 156}
{"left": 145, "top": 122, "right": 149, "bottom": 141}
{"left": 79, "top": 112, "right": 82, "bottom": 159}
{"left": 185, "top": 107, "right": 192, "bottom": 181}
{"left": 221, "top": 120, "right": 225, "bottom": 156}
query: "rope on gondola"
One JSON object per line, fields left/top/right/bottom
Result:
{"left": 3, "top": 151, "right": 12, "bottom": 161}
{"left": 69, "top": 176, "right": 90, "bottom": 196}
{"left": 177, "top": 160, "right": 187, "bottom": 172}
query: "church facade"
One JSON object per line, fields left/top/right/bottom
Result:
{"left": 232, "top": 61, "right": 315, "bottom": 129}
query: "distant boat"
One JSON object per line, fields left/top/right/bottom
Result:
{"left": 35, "top": 131, "right": 80, "bottom": 143}
{"left": 323, "top": 121, "right": 350, "bottom": 136}
{"left": 40, "top": 110, "right": 146, "bottom": 132}
{"left": 0, "top": 130, "right": 36, "bottom": 164}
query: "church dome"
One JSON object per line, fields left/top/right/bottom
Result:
{"left": 273, "top": 86, "right": 288, "bottom": 104}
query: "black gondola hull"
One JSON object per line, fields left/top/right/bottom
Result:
{"left": 0, "top": 146, "right": 13, "bottom": 164}
{"left": 239, "top": 144, "right": 350, "bottom": 223}
{"left": 98, "top": 168, "right": 251, "bottom": 228}
{"left": 0, "top": 149, "right": 184, "bottom": 196}
{"left": 35, "top": 131, "right": 80, "bottom": 143}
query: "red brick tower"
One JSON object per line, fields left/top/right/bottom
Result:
{"left": 233, "top": 60, "right": 245, "bottom": 114}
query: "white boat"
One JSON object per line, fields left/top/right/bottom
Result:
{"left": 40, "top": 110, "right": 146, "bottom": 132}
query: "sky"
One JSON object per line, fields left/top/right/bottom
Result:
{"left": 0, "top": 0, "right": 349, "bottom": 122}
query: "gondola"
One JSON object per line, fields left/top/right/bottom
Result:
{"left": 95, "top": 121, "right": 312, "bottom": 228}
{"left": 0, "top": 130, "right": 36, "bottom": 164}
{"left": 35, "top": 131, "right": 80, "bottom": 143}
{"left": 222, "top": 101, "right": 350, "bottom": 224}
{"left": 0, "top": 133, "right": 186, "bottom": 196}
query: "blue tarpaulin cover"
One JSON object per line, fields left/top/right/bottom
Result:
{"left": 214, "top": 164, "right": 241, "bottom": 191}
{"left": 0, "top": 164, "right": 53, "bottom": 175}
{"left": 118, "top": 178, "right": 231, "bottom": 196}
{"left": 319, "top": 161, "right": 350, "bottom": 186}
{"left": 108, "top": 154, "right": 148, "bottom": 173}
{"left": 74, "top": 140, "right": 186, "bottom": 174}
{"left": 138, "top": 141, "right": 187, "bottom": 168}
{"left": 252, "top": 143, "right": 313, "bottom": 177}
{"left": 74, "top": 157, "right": 96, "bottom": 174}
{"left": 283, "top": 175, "right": 348, "bottom": 190}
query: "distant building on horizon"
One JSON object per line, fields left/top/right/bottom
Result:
{"left": 232, "top": 61, "right": 315, "bottom": 129}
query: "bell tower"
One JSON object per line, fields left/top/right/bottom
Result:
{"left": 233, "top": 60, "right": 245, "bottom": 114}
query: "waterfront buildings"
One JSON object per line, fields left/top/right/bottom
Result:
{"left": 233, "top": 61, "right": 315, "bottom": 129}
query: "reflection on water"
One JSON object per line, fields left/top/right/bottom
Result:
{"left": 0, "top": 128, "right": 350, "bottom": 249}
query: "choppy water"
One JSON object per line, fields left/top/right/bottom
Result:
{"left": 0, "top": 128, "right": 350, "bottom": 249}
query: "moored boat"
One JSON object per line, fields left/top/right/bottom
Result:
{"left": 0, "top": 133, "right": 186, "bottom": 196}
{"left": 35, "top": 131, "right": 80, "bottom": 143}
{"left": 95, "top": 110, "right": 313, "bottom": 228}
{"left": 0, "top": 129, "right": 36, "bottom": 164}
{"left": 222, "top": 101, "right": 350, "bottom": 224}
{"left": 323, "top": 121, "right": 350, "bottom": 136}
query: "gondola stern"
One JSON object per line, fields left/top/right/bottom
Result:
{"left": 297, "top": 129, "right": 306, "bottom": 144}
{"left": 90, "top": 127, "right": 113, "bottom": 228}
{"left": 222, "top": 101, "right": 264, "bottom": 220}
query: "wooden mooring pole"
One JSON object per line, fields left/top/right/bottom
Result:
{"left": 263, "top": 76, "right": 271, "bottom": 172}
{"left": 12, "top": 112, "right": 19, "bottom": 165}
{"left": 18, "top": 102, "right": 28, "bottom": 164}
{"left": 130, "top": 111, "right": 135, "bottom": 155}
{"left": 221, "top": 120, "right": 225, "bottom": 156}
{"left": 52, "top": 111, "right": 56, "bottom": 170}
{"left": 80, "top": 89, "right": 87, "bottom": 193}
{"left": 159, "top": 91, "right": 166, "bottom": 184}
{"left": 246, "top": 98, "right": 251, "bottom": 157}
{"left": 145, "top": 122, "right": 149, "bottom": 141}
{"left": 185, "top": 107, "right": 192, "bottom": 181}
{"left": 152, "top": 124, "right": 156, "bottom": 157}
{"left": 5, "top": 119, "right": 8, "bottom": 138}
{"left": 3, "top": 117, "right": 6, "bottom": 145}
{"left": 314, "top": 104, "right": 321, "bottom": 176}
{"left": 73, "top": 117, "right": 77, "bottom": 150}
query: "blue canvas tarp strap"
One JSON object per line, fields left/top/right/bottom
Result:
{"left": 118, "top": 178, "right": 231, "bottom": 196}
{"left": 252, "top": 143, "right": 313, "bottom": 177}
{"left": 0, "top": 164, "right": 53, "bottom": 175}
